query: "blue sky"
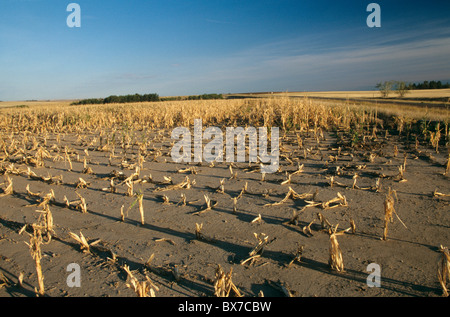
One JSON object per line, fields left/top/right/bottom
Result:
{"left": 1, "top": 0, "right": 449, "bottom": 101}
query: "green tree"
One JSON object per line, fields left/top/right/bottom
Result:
{"left": 376, "top": 81, "right": 395, "bottom": 98}
{"left": 395, "top": 81, "right": 409, "bottom": 98}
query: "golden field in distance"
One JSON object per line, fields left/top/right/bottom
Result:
{"left": 250, "top": 88, "right": 450, "bottom": 99}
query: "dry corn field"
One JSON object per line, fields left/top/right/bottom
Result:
{"left": 0, "top": 97, "right": 449, "bottom": 297}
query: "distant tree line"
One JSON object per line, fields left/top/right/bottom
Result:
{"left": 408, "top": 80, "right": 450, "bottom": 90}
{"left": 71, "top": 93, "right": 160, "bottom": 105}
{"left": 186, "top": 93, "right": 223, "bottom": 100}
{"left": 72, "top": 93, "right": 224, "bottom": 105}
{"left": 71, "top": 98, "right": 105, "bottom": 105}
{"left": 161, "top": 93, "right": 224, "bottom": 101}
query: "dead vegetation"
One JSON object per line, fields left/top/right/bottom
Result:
{"left": 437, "top": 245, "right": 450, "bottom": 297}
{"left": 0, "top": 96, "right": 448, "bottom": 297}
{"left": 328, "top": 225, "right": 350, "bottom": 272}
{"left": 382, "top": 187, "right": 407, "bottom": 241}
{"left": 24, "top": 225, "right": 45, "bottom": 296}
{"left": 123, "top": 265, "right": 158, "bottom": 297}
{"left": 213, "top": 265, "right": 241, "bottom": 297}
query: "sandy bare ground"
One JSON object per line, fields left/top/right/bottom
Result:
{"left": 0, "top": 125, "right": 449, "bottom": 297}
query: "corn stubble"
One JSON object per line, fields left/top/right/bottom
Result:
{"left": 437, "top": 245, "right": 450, "bottom": 297}
{"left": 0, "top": 96, "right": 448, "bottom": 297}
{"left": 213, "top": 265, "right": 241, "bottom": 297}
{"left": 123, "top": 265, "right": 158, "bottom": 297}
{"left": 69, "top": 231, "right": 101, "bottom": 254}
{"left": 382, "top": 187, "right": 407, "bottom": 241}
{"left": 240, "top": 233, "right": 275, "bottom": 266}
{"left": 0, "top": 176, "right": 14, "bottom": 197}
{"left": 25, "top": 225, "right": 45, "bottom": 296}
{"left": 328, "top": 225, "right": 349, "bottom": 272}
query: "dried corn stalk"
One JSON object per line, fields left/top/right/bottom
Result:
{"left": 352, "top": 174, "right": 359, "bottom": 189}
{"left": 264, "top": 187, "right": 313, "bottom": 207}
{"left": 288, "top": 245, "right": 304, "bottom": 267}
{"left": 26, "top": 184, "right": 41, "bottom": 198}
{"left": 249, "top": 233, "right": 271, "bottom": 257}
{"left": 154, "top": 176, "right": 194, "bottom": 192}
{"left": 82, "top": 157, "right": 93, "bottom": 174}
{"left": 69, "top": 231, "right": 100, "bottom": 253}
{"left": 124, "top": 191, "right": 145, "bottom": 224}
{"left": 75, "top": 177, "right": 89, "bottom": 189}
{"left": 213, "top": 265, "right": 241, "bottom": 297}
{"left": 37, "top": 190, "right": 55, "bottom": 209}
{"left": 41, "top": 173, "right": 63, "bottom": 185}
{"left": 64, "top": 149, "right": 73, "bottom": 171}
{"left": 328, "top": 225, "right": 348, "bottom": 272}
{"left": 382, "top": 187, "right": 406, "bottom": 240}
{"left": 177, "top": 166, "right": 198, "bottom": 174}
{"left": 125, "top": 178, "right": 133, "bottom": 197}
{"left": 159, "top": 194, "right": 171, "bottom": 205}
{"left": 177, "top": 193, "right": 187, "bottom": 206}
{"left": 144, "top": 253, "right": 155, "bottom": 268}
{"left": 193, "top": 195, "right": 218, "bottom": 215}
{"left": 26, "top": 167, "right": 40, "bottom": 180}
{"left": 236, "top": 182, "right": 248, "bottom": 199}
{"left": 291, "top": 163, "right": 304, "bottom": 175}
{"left": 374, "top": 178, "right": 382, "bottom": 192}
{"left": 382, "top": 188, "right": 395, "bottom": 241}
{"left": 154, "top": 237, "right": 176, "bottom": 245}
{"left": 0, "top": 176, "right": 14, "bottom": 197}
{"left": 349, "top": 218, "right": 356, "bottom": 234}
{"left": 241, "top": 233, "right": 275, "bottom": 265}
{"left": 162, "top": 175, "right": 172, "bottom": 184}
{"left": 123, "top": 265, "right": 158, "bottom": 297}
{"left": 102, "top": 178, "right": 117, "bottom": 193}
{"left": 317, "top": 212, "right": 332, "bottom": 230}
{"left": 25, "top": 225, "right": 45, "bottom": 296}
{"left": 393, "top": 145, "right": 398, "bottom": 157}
{"left": 251, "top": 214, "right": 263, "bottom": 224}
{"left": 321, "top": 192, "right": 348, "bottom": 209}
{"left": 232, "top": 196, "right": 238, "bottom": 213}
{"left": 229, "top": 164, "right": 238, "bottom": 179}
{"left": 433, "top": 189, "right": 450, "bottom": 198}
{"left": 302, "top": 219, "right": 315, "bottom": 237}
{"left": 17, "top": 272, "right": 24, "bottom": 288}
{"left": 34, "top": 147, "right": 50, "bottom": 167}
{"left": 195, "top": 223, "right": 204, "bottom": 240}
{"left": 396, "top": 165, "right": 407, "bottom": 182}
{"left": 137, "top": 193, "right": 144, "bottom": 225}
{"left": 35, "top": 205, "right": 54, "bottom": 243}
{"left": 328, "top": 176, "right": 346, "bottom": 188}
{"left": 444, "top": 154, "right": 450, "bottom": 176}
{"left": 261, "top": 169, "right": 266, "bottom": 182}
{"left": 280, "top": 172, "right": 292, "bottom": 185}
{"left": 215, "top": 178, "right": 225, "bottom": 193}
{"left": 437, "top": 245, "right": 450, "bottom": 297}
{"left": 75, "top": 192, "right": 88, "bottom": 213}
{"left": 63, "top": 195, "right": 71, "bottom": 208}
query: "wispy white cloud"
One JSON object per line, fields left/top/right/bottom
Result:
{"left": 163, "top": 26, "right": 450, "bottom": 93}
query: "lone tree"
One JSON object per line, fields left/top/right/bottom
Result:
{"left": 376, "top": 81, "right": 395, "bottom": 98}
{"left": 395, "top": 81, "right": 409, "bottom": 98}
